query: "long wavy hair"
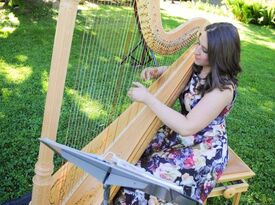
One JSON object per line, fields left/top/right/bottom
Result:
{"left": 193, "top": 22, "right": 242, "bottom": 96}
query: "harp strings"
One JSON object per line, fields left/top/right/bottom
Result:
{"left": 54, "top": 0, "right": 195, "bottom": 201}
{"left": 63, "top": 1, "right": 135, "bottom": 148}
{"left": 58, "top": 0, "right": 145, "bottom": 196}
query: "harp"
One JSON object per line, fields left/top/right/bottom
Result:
{"left": 31, "top": 0, "right": 209, "bottom": 204}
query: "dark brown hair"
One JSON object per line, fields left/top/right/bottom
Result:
{"left": 193, "top": 22, "right": 242, "bottom": 96}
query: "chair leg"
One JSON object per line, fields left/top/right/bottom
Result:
{"left": 232, "top": 192, "right": 241, "bottom": 205}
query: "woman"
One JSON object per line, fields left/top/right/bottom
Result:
{"left": 114, "top": 22, "right": 242, "bottom": 205}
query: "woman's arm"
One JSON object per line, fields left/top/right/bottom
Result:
{"left": 128, "top": 82, "right": 234, "bottom": 136}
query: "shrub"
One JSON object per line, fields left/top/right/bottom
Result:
{"left": 8, "top": 0, "right": 24, "bottom": 8}
{"left": 225, "top": 0, "right": 275, "bottom": 27}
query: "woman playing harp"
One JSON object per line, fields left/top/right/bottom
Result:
{"left": 114, "top": 22, "right": 242, "bottom": 205}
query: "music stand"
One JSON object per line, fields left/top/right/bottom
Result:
{"left": 39, "top": 138, "right": 200, "bottom": 205}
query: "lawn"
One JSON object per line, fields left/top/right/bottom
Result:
{"left": 0, "top": 2, "right": 274, "bottom": 205}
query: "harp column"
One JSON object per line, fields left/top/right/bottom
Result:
{"left": 31, "top": 0, "right": 79, "bottom": 204}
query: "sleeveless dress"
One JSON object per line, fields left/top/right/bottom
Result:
{"left": 113, "top": 73, "right": 236, "bottom": 205}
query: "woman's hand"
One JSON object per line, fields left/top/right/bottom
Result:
{"left": 140, "top": 66, "right": 168, "bottom": 80}
{"left": 127, "top": 82, "right": 152, "bottom": 104}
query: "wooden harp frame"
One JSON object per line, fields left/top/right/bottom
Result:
{"left": 31, "top": 0, "right": 209, "bottom": 204}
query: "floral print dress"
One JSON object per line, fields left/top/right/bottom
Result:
{"left": 113, "top": 73, "right": 236, "bottom": 205}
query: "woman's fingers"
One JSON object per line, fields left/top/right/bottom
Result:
{"left": 149, "top": 68, "right": 158, "bottom": 78}
{"left": 145, "top": 69, "right": 149, "bottom": 80}
{"left": 140, "top": 67, "right": 155, "bottom": 80}
{"left": 132, "top": 81, "right": 144, "bottom": 88}
{"left": 127, "top": 88, "right": 132, "bottom": 96}
{"left": 140, "top": 68, "right": 149, "bottom": 80}
{"left": 140, "top": 66, "right": 168, "bottom": 81}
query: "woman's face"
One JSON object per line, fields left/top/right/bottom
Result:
{"left": 194, "top": 31, "right": 209, "bottom": 67}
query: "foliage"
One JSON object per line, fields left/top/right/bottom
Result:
{"left": 0, "top": 2, "right": 275, "bottom": 205}
{"left": 180, "top": 0, "right": 230, "bottom": 17}
{"left": 1, "top": 0, "right": 47, "bottom": 9}
{"left": 225, "top": 0, "right": 275, "bottom": 27}
{"left": 7, "top": 0, "right": 24, "bottom": 8}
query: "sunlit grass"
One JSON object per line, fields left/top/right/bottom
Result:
{"left": 0, "top": 60, "right": 32, "bottom": 84}
{"left": 14, "top": 54, "right": 28, "bottom": 62}
{"left": 0, "top": 111, "right": 4, "bottom": 119}
{"left": 78, "top": 1, "right": 100, "bottom": 10}
{"left": 260, "top": 100, "right": 274, "bottom": 113}
{"left": 238, "top": 24, "right": 275, "bottom": 50}
{"left": 41, "top": 70, "right": 49, "bottom": 93}
{"left": 66, "top": 88, "right": 107, "bottom": 120}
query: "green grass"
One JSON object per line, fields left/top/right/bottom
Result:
{"left": 0, "top": 2, "right": 274, "bottom": 205}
